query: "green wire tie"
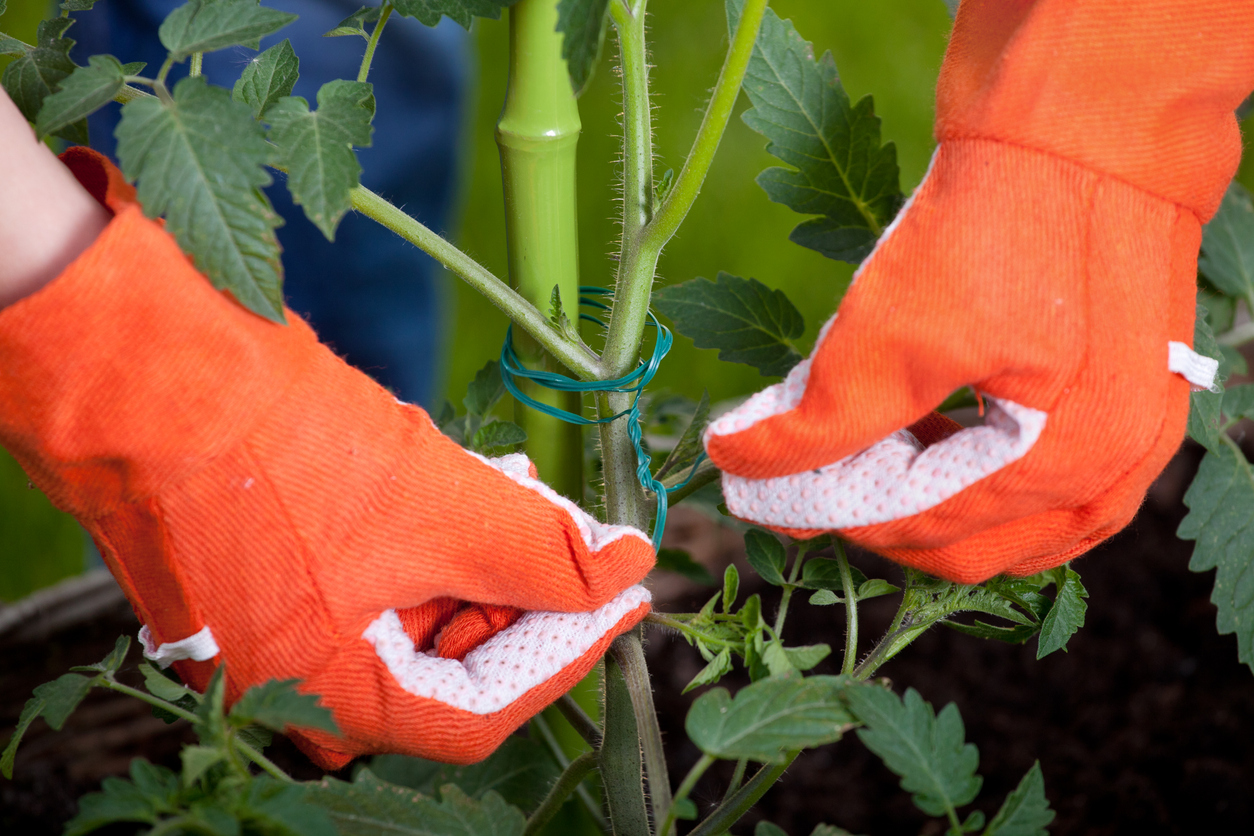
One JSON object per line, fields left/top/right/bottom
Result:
{"left": 499, "top": 287, "right": 707, "bottom": 550}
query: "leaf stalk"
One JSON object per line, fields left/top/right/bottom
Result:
{"left": 357, "top": 3, "right": 394, "bottom": 84}
{"left": 523, "top": 751, "right": 600, "bottom": 836}
{"left": 348, "top": 185, "right": 600, "bottom": 379}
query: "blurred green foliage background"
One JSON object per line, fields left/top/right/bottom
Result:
{"left": 4, "top": 0, "right": 1254, "bottom": 602}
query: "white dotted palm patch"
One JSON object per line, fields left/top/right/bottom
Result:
{"left": 363, "top": 584, "right": 651, "bottom": 715}
{"left": 721, "top": 397, "right": 1048, "bottom": 530}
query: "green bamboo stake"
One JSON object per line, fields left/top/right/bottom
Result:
{"left": 497, "top": 0, "right": 584, "bottom": 500}
{"left": 498, "top": 6, "right": 606, "bottom": 832}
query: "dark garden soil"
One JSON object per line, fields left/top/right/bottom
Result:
{"left": 3, "top": 443, "right": 1252, "bottom": 835}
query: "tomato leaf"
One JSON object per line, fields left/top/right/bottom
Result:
{"left": 783, "top": 643, "right": 831, "bottom": 672}
{"left": 1199, "top": 182, "right": 1254, "bottom": 303}
{"left": 392, "top": 0, "right": 522, "bottom": 29}
{"left": 233, "top": 38, "right": 299, "bottom": 119}
{"left": 472, "top": 420, "right": 527, "bottom": 453}
{"left": 2, "top": 18, "right": 87, "bottom": 143}
{"left": 116, "top": 75, "right": 285, "bottom": 322}
{"left": 686, "top": 675, "right": 853, "bottom": 762}
{"left": 268, "top": 79, "right": 374, "bottom": 240}
{"left": 683, "top": 647, "right": 733, "bottom": 694}
{"left": 228, "top": 679, "right": 339, "bottom": 735}
{"left": 655, "top": 390, "right": 710, "bottom": 481}
{"left": 63, "top": 760, "right": 179, "bottom": 836}
{"left": 984, "top": 761, "right": 1055, "bottom": 836}
{"left": 369, "top": 736, "right": 560, "bottom": 814}
{"left": 744, "top": 528, "right": 787, "bottom": 586}
{"left": 35, "top": 54, "right": 125, "bottom": 139}
{"left": 801, "top": 557, "right": 867, "bottom": 592}
{"left": 1188, "top": 304, "right": 1227, "bottom": 453}
{"left": 556, "top": 0, "right": 611, "bottom": 94}
{"left": 325, "top": 5, "right": 384, "bottom": 39}
{"left": 1035, "top": 567, "right": 1088, "bottom": 659}
{"left": 728, "top": 0, "right": 902, "bottom": 264}
{"left": 654, "top": 273, "right": 805, "bottom": 377}
{"left": 158, "top": 0, "right": 297, "bottom": 60}
{"left": 238, "top": 776, "right": 340, "bottom": 836}
{"left": 722, "top": 563, "right": 740, "bottom": 612}
{"left": 844, "top": 685, "right": 981, "bottom": 818}
{"left": 1179, "top": 442, "right": 1254, "bottom": 671}
{"left": 464, "top": 359, "right": 505, "bottom": 417}
{"left": 70, "top": 635, "right": 132, "bottom": 674}
{"left": 0, "top": 32, "right": 27, "bottom": 57}
{"left": 306, "top": 770, "right": 527, "bottom": 836}
{"left": 1, "top": 694, "right": 45, "bottom": 779}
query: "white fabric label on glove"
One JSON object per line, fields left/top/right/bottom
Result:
{"left": 138, "top": 624, "right": 220, "bottom": 668}
{"left": 1168, "top": 341, "right": 1220, "bottom": 392}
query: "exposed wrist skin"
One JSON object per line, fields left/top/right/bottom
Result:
{"left": 0, "top": 89, "right": 111, "bottom": 309}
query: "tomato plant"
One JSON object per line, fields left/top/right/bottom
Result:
{"left": 3, "top": 1, "right": 1253, "bottom": 835}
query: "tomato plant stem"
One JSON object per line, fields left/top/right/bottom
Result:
{"left": 556, "top": 694, "right": 603, "bottom": 749}
{"left": 524, "top": 751, "right": 600, "bottom": 836}
{"left": 357, "top": 3, "right": 393, "bottom": 84}
{"left": 600, "top": 0, "right": 769, "bottom": 383}
{"left": 612, "top": 631, "right": 673, "bottom": 830}
{"left": 661, "top": 753, "right": 715, "bottom": 836}
{"left": 601, "top": 644, "right": 651, "bottom": 836}
{"left": 836, "top": 540, "right": 860, "bottom": 676}
{"left": 98, "top": 679, "right": 293, "bottom": 783}
{"left": 688, "top": 752, "right": 798, "bottom": 836}
{"left": 533, "top": 712, "right": 611, "bottom": 830}
{"left": 348, "top": 185, "right": 599, "bottom": 379}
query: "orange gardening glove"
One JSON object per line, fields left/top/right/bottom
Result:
{"left": 0, "top": 149, "right": 655, "bottom": 769}
{"left": 705, "top": 0, "right": 1254, "bottom": 583}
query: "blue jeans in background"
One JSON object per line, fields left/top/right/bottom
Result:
{"left": 70, "top": 0, "right": 470, "bottom": 408}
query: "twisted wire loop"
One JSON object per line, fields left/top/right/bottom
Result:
{"left": 499, "top": 287, "right": 707, "bottom": 550}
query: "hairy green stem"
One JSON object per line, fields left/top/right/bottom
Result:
{"left": 357, "top": 3, "right": 393, "bottom": 83}
{"left": 349, "top": 186, "right": 599, "bottom": 379}
{"left": 661, "top": 753, "right": 715, "bottom": 836}
{"left": 533, "top": 713, "right": 610, "bottom": 830}
{"left": 98, "top": 679, "right": 292, "bottom": 783}
{"left": 721, "top": 759, "right": 747, "bottom": 802}
{"left": 155, "top": 54, "right": 175, "bottom": 87}
{"left": 597, "top": 0, "right": 655, "bottom": 531}
{"left": 609, "top": 0, "right": 654, "bottom": 264}
{"left": 117, "top": 81, "right": 157, "bottom": 102}
{"left": 601, "top": 646, "right": 651, "bottom": 836}
{"left": 556, "top": 694, "right": 603, "bottom": 749}
{"left": 612, "top": 632, "right": 672, "bottom": 833}
{"left": 189, "top": 52, "right": 202, "bottom": 78}
{"left": 600, "top": 0, "right": 768, "bottom": 386}
{"left": 773, "top": 540, "right": 809, "bottom": 635}
{"left": 661, "top": 458, "right": 720, "bottom": 505}
{"left": 600, "top": 0, "right": 657, "bottom": 380}
{"left": 836, "top": 540, "right": 859, "bottom": 676}
{"left": 687, "top": 753, "right": 798, "bottom": 836}
{"left": 524, "top": 751, "right": 600, "bottom": 836}
{"left": 597, "top": 391, "right": 651, "bottom": 529}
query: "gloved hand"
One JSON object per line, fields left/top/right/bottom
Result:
{"left": 705, "top": 0, "right": 1254, "bottom": 583}
{"left": 0, "top": 148, "right": 655, "bottom": 769}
